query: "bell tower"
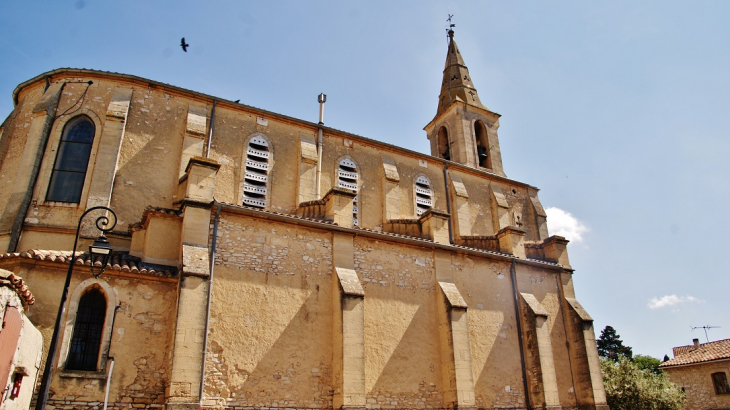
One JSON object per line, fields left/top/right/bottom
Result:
{"left": 424, "top": 29, "right": 505, "bottom": 177}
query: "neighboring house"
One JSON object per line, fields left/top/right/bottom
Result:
{"left": 661, "top": 338, "right": 730, "bottom": 410}
{"left": 0, "top": 29, "right": 609, "bottom": 410}
{"left": 0, "top": 270, "right": 43, "bottom": 410}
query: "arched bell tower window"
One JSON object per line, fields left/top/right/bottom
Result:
{"left": 243, "top": 136, "right": 270, "bottom": 209}
{"left": 337, "top": 158, "right": 359, "bottom": 226}
{"left": 66, "top": 288, "right": 106, "bottom": 371}
{"left": 47, "top": 115, "right": 95, "bottom": 203}
{"left": 415, "top": 176, "right": 433, "bottom": 216}
{"left": 437, "top": 126, "right": 450, "bottom": 161}
{"left": 475, "top": 120, "right": 491, "bottom": 169}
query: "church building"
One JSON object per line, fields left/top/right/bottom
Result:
{"left": 0, "top": 30, "right": 609, "bottom": 410}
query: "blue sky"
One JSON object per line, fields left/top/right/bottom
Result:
{"left": 2, "top": 1, "right": 729, "bottom": 359}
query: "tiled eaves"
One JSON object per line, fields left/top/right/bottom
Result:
{"left": 661, "top": 338, "right": 730, "bottom": 368}
{"left": 0, "top": 250, "right": 177, "bottom": 279}
{"left": 14, "top": 68, "right": 538, "bottom": 191}
{"left": 217, "top": 202, "right": 565, "bottom": 271}
{"left": 0, "top": 270, "right": 34, "bottom": 307}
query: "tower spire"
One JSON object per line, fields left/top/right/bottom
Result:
{"left": 425, "top": 26, "right": 505, "bottom": 176}
{"left": 437, "top": 29, "right": 486, "bottom": 116}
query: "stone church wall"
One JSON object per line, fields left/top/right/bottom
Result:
{"left": 9, "top": 262, "right": 177, "bottom": 409}
{"left": 0, "top": 68, "right": 609, "bottom": 410}
{"left": 207, "top": 214, "right": 335, "bottom": 409}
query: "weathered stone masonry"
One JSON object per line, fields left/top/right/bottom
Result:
{"left": 0, "top": 28, "right": 608, "bottom": 410}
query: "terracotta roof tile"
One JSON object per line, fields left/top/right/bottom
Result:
{"left": 0, "top": 270, "right": 34, "bottom": 307}
{"left": 660, "top": 339, "right": 730, "bottom": 367}
{"left": 0, "top": 250, "right": 177, "bottom": 278}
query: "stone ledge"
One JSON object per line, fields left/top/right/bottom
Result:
{"left": 58, "top": 369, "right": 106, "bottom": 380}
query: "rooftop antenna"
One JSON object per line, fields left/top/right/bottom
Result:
{"left": 446, "top": 13, "right": 455, "bottom": 44}
{"left": 691, "top": 325, "right": 721, "bottom": 343}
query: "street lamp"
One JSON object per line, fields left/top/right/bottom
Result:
{"left": 35, "top": 206, "right": 117, "bottom": 410}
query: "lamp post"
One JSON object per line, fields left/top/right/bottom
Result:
{"left": 35, "top": 206, "right": 117, "bottom": 410}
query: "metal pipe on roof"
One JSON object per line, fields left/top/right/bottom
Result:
{"left": 205, "top": 99, "right": 217, "bottom": 158}
{"left": 316, "top": 93, "right": 326, "bottom": 198}
{"left": 442, "top": 162, "right": 454, "bottom": 244}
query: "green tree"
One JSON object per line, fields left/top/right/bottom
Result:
{"left": 597, "top": 325, "right": 633, "bottom": 361}
{"left": 633, "top": 354, "right": 662, "bottom": 374}
{"left": 601, "top": 356, "right": 684, "bottom": 410}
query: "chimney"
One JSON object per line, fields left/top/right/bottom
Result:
{"left": 693, "top": 338, "right": 700, "bottom": 348}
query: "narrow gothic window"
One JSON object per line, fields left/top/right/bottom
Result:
{"left": 437, "top": 126, "right": 450, "bottom": 161}
{"left": 47, "top": 116, "right": 95, "bottom": 203}
{"left": 415, "top": 176, "right": 433, "bottom": 216}
{"left": 475, "top": 120, "right": 491, "bottom": 169}
{"left": 712, "top": 372, "right": 730, "bottom": 395}
{"left": 67, "top": 288, "right": 106, "bottom": 371}
{"left": 337, "top": 158, "right": 359, "bottom": 226}
{"left": 243, "top": 136, "right": 270, "bottom": 208}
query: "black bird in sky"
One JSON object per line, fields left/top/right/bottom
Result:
{"left": 180, "top": 37, "right": 189, "bottom": 52}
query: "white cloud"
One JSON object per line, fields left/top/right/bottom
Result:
{"left": 647, "top": 295, "right": 700, "bottom": 310}
{"left": 545, "top": 207, "right": 588, "bottom": 243}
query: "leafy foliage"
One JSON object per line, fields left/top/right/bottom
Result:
{"left": 634, "top": 354, "right": 662, "bottom": 374}
{"left": 597, "top": 325, "right": 633, "bottom": 361}
{"left": 601, "top": 356, "right": 685, "bottom": 410}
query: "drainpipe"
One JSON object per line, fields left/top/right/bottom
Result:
{"left": 102, "top": 358, "right": 115, "bottom": 410}
{"left": 509, "top": 258, "right": 532, "bottom": 409}
{"left": 441, "top": 162, "right": 454, "bottom": 244}
{"left": 316, "top": 94, "right": 326, "bottom": 198}
{"left": 199, "top": 203, "right": 222, "bottom": 407}
{"left": 7, "top": 81, "right": 67, "bottom": 252}
{"left": 205, "top": 100, "right": 217, "bottom": 158}
{"left": 102, "top": 305, "right": 121, "bottom": 410}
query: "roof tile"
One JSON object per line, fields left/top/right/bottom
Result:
{"left": 660, "top": 339, "right": 730, "bottom": 367}
{"left": 0, "top": 250, "right": 177, "bottom": 278}
{"left": 0, "top": 270, "right": 34, "bottom": 306}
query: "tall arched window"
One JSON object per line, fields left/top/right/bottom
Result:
{"left": 47, "top": 116, "right": 95, "bottom": 203}
{"left": 337, "top": 158, "right": 359, "bottom": 226}
{"left": 243, "top": 136, "right": 270, "bottom": 209}
{"left": 415, "top": 176, "right": 433, "bottom": 216}
{"left": 474, "top": 120, "right": 491, "bottom": 169}
{"left": 437, "top": 126, "right": 450, "bottom": 161}
{"left": 66, "top": 288, "right": 106, "bottom": 371}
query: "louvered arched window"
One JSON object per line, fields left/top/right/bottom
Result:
{"left": 47, "top": 116, "right": 95, "bottom": 203}
{"left": 337, "top": 158, "right": 359, "bottom": 226}
{"left": 67, "top": 288, "right": 106, "bottom": 371}
{"left": 243, "top": 136, "right": 270, "bottom": 208}
{"left": 415, "top": 176, "right": 433, "bottom": 216}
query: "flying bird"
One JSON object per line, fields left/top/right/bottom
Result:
{"left": 180, "top": 38, "right": 189, "bottom": 52}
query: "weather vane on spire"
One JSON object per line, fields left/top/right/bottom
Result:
{"left": 446, "top": 13, "right": 455, "bottom": 42}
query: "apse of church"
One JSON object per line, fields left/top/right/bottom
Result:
{"left": 0, "top": 30, "right": 608, "bottom": 410}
